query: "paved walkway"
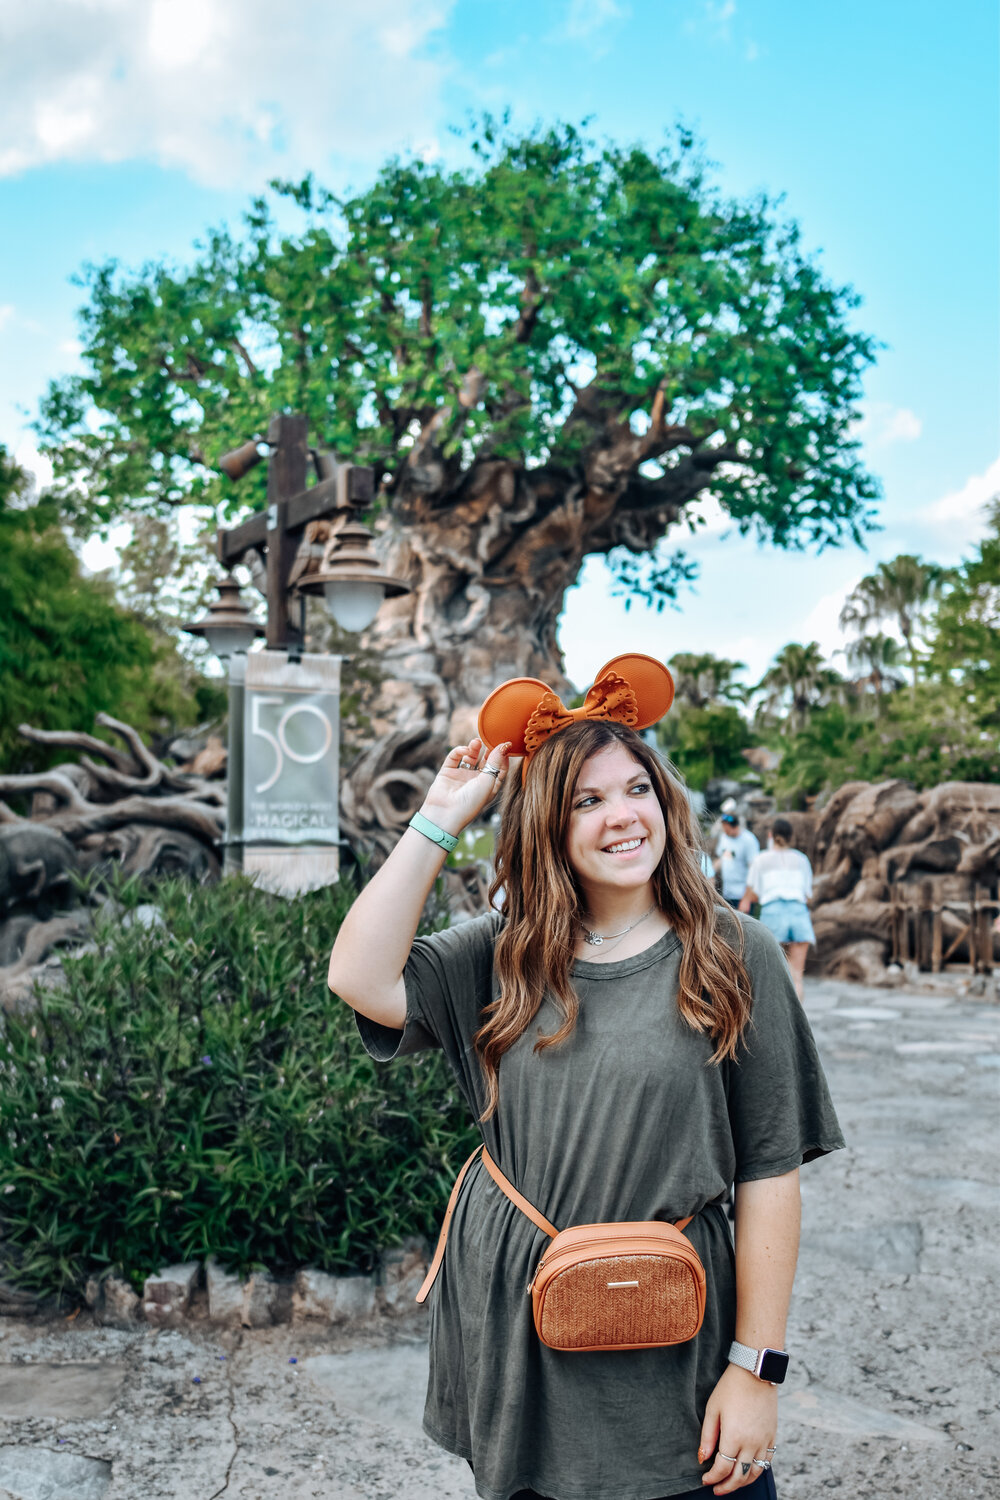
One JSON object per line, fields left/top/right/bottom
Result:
{"left": 0, "top": 976, "right": 997, "bottom": 1500}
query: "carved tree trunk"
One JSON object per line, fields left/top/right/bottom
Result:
{"left": 334, "top": 437, "right": 711, "bottom": 856}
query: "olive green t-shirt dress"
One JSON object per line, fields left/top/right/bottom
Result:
{"left": 355, "top": 909, "right": 844, "bottom": 1500}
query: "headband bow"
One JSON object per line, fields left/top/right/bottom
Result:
{"left": 478, "top": 653, "right": 675, "bottom": 764}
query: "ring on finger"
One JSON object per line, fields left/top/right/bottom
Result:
{"left": 718, "top": 1452, "right": 737, "bottom": 1464}
{"left": 766, "top": 1447, "right": 777, "bottom": 1455}
{"left": 481, "top": 765, "right": 500, "bottom": 779}
{"left": 752, "top": 1458, "right": 771, "bottom": 1470}
{"left": 459, "top": 759, "right": 472, "bottom": 770}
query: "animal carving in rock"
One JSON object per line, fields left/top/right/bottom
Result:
{"left": 768, "top": 779, "right": 1000, "bottom": 982}
{"left": 0, "top": 825, "right": 80, "bottom": 913}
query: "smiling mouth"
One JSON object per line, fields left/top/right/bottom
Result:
{"left": 603, "top": 837, "right": 645, "bottom": 855}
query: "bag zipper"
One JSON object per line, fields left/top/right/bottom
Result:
{"left": 526, "top": 1235, "right": 701, "bottom": 1295}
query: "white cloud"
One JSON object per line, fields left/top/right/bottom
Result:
{"left": 920, "top": 454, "right": 1000, "bottom": 544}
{"left": 0, "top": 0, "right": 454, "bottom": 188}
{"left": 704, "top": 0, "right": 737, "bottom": 39}
{"left": 564, "top": 0, "right": 629, "bottom": 40}
{"left": 853, "top": 401, "right": 923, "bottom": 448}
{"left": 799, "top": 578, "right": 864, "bottom": 662}
{"left": 11, "top": 438, "right": 53, "bottom": 495}
{"left": 0, "top": 305, "right": 14, "bottom": 334}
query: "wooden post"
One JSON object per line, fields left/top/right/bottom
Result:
{"left": 918, "top": 880, "right": 934, "bottom": 971}
{"left": 969, "top": 886, "right": 979, "bottom": 973}
{"left": 931, "top": 899, "right": 943, "bottom": 973}
{"left": 264, "top": 414, "right": 309, "bottom": 651}
{"left": 900, "top": 885, "right": 913, "bottom": 965}
{"left": 891, "top": 883, "right": 905, "bottom": 964}
{"left": 975, "top": 884, "right": 993, "bottom": 973}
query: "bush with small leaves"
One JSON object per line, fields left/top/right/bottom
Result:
{"left": 0, "top": 873, "right": 477, "bottom": 1297}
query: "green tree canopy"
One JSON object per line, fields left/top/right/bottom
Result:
{"left": 36, "top": 120, "right": 878, "bottom": 593}
{"left": 839, "top": 553, "right": 949, "bottom": 686}
{"left": 842, "top": 630, "right": 907, "bottom": 714}
{"left": 0, "top": 447, "right": 224, "bottom": 773}
{"left": 755, "top": 640, "right": 843, "bottom": 734}
{"left": 667, "top": 651, "right": 747, "bottom": 709}
{"left": 927, "top": 501, "right": 1000, "bottom": 730}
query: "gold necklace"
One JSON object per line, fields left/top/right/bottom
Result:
{"left": 581, "top": 902, "right": 657, "bottom": 947}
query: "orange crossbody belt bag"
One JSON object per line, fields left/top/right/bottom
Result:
{"left": 416, "top": 1144, "right": 707, "bottom": 1353}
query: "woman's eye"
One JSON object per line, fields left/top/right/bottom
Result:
{"left": 630, "top": 782, "right": 651, "bottom": 795}
{"left": 575, "top": 796, "right": 598, "bottom": 809}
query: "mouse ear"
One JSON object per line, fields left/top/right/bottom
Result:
{"left": 477, "top": 677, "right": 553, "bottom": 757}
{"left": 592, "top": 653, "right": 674, "bottom": 728}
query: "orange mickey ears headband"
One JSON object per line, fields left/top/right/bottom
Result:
{"left": 478, "top": 653, "right": 675, "bottom": 763}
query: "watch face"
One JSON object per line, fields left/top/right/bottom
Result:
{"left": 759, "top": 1349, "right": 789, "bottom": 1384}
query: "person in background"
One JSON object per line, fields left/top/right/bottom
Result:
{"left": 714, "top": 814, "right": 760, "bottom": 908}
{"left": 741, "top": 819, "right": 815, "bottom": 1002}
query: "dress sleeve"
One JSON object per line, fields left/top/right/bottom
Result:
{"left": 726, "top": 916, "right": 845, "bottom": 1182}
{"left": 352, "top": 911, "right": 502, "bottom": 1110}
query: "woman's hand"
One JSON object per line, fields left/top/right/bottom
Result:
{"left": 699, "top": 1365, "right": 777, "bottom": 1493}
{"left": 419, "top": 737, "right": 512, "bottom": 836}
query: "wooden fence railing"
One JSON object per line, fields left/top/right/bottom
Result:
{"left": 889, "top": 880, "right": 999, "bottom": 973}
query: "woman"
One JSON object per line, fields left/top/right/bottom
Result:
{"left": 328, "top": 655, "right": 843, "bottom": 1500}
{"left": 740, "top": 819, "right": 815, "bottom": 1003}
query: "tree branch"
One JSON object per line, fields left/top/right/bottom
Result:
{"left": 231, "top": 336, "right": 258, "bottom": 377}
{"left": 514, "top": 267, "right": 542, "bottom": 344}
{"left": 16, "top": 725, "right": 136, "bottom": 775}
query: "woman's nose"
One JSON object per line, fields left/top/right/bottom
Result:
{"left": 605, "top": 799, "right": 637, "bottom": 826}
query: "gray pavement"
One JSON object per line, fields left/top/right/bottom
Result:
{"left": 1, "top": 975, "right": 997, "bottom": 1500}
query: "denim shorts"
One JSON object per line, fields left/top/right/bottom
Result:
{"left": 759, "top": 899, "right": 815, "bottom": 945}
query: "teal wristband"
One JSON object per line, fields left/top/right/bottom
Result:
{"left": 408, "top": 811, "right": 459, "bottom": 853}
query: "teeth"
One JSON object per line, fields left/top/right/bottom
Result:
{"left": 604, "top": 838, "right": 642, "bottom": 854}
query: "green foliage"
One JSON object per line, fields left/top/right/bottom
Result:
{"left": 668, "top": 651, "right": 747, "bottom": 709}
{"left": 36, "top": 120, "right": 878, "bottom": 595}
{"left": 755, "top": 641, "right": 843, "bottom": 734}
{"left": 841, "top": 631, "right": 907, "bottom": 714}
{"left": 771, "top": 684, "right": 1000, "bottom": 803}
{"left": 839, "top": 553, "right": 950, "bottom": 683}
{"left": 0, "top": 875, "right": 476, "bottom": 1296}
{"left": 927, "top": 502, "right": 1000, "bottom": 731}
{"left": 656, "top": 702, "right": 755, "bottom": 789}
{"left": 0, "top": 446, "right": 149, "bottom": 766}
{"left": 0, "top": 446, "right": 226, "bottom": 774}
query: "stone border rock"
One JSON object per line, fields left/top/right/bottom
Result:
{"left": 81, "top": 1237, "right": 430, "bottom": 1331}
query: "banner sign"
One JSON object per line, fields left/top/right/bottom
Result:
{"left": 238, "top": 653, "right": 341, "bottom": 891}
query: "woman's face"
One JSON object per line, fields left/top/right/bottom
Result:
{"left": 564, "top": 743, "right": 666, "bottom": 905}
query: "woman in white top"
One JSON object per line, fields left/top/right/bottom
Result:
{"left": 741, "top": 819, "right": 815, "bottom": 1002}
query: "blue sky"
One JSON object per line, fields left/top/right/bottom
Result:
{"left": 1, "top": 0, "right": 996, "bottom": 687}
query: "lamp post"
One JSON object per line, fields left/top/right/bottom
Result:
{"left": 213, "top": 413, "right": 408, "bottom": 648}
{"left": 184, "top": 576, "right": 265, "bottom": 875}
{"left": 185, "top": 413, "right": 409, "bottom": 886}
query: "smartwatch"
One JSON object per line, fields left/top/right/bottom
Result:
{"left": 728, "top": 1340, "right": 789, "bottom": 1385}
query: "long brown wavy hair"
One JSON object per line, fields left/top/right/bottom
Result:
{"left": 474, "top": 720, "right": 753, "bottom": 1120}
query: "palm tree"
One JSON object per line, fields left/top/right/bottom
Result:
{"left": 667, "top": 652, "right": 747, "bottom": 710}
{"left": 842, "top": 632, "right": 907, "bottom": 715}
{"left": 756, "top": 642, "right": 842, "bottom": 734}
{"left": 839, "top": 554, "right": 949, "bottom": 688}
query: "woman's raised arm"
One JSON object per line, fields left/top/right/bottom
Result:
{"left": 327, "top": 737, "right": 510, "bottom": 1028}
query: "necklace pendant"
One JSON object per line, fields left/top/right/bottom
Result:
{"left": 583, "top": 930, "right": 603, "bottom": 946}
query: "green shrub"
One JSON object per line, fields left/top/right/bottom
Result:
{"left": 0, "top": 874, "right": 478, "bottom": 1297}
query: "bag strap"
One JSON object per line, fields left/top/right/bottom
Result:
{"left": 416, "top": 1143, "right": 693, "bottom": 1304}
{"left": 416, "top": 1143, "right": 557, "bottom": 1304}
{"left": 480, "top": 1146, "right": 560, "bottom": 1239}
